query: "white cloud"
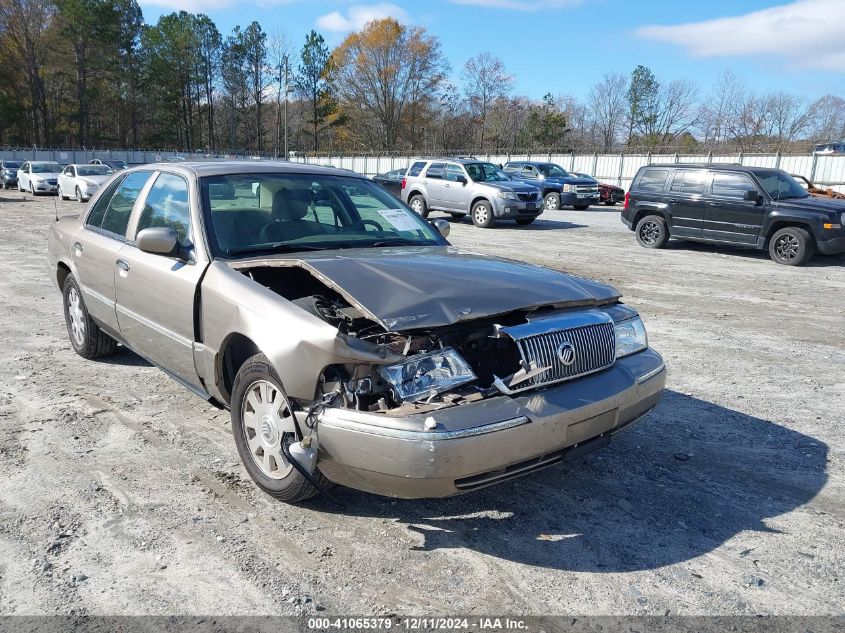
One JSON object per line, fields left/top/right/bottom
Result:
{"left": 448, "top": 0, "right": 582, "bottom": 10}
{"left": 316, "top": 4, "right": 409, "bottom": 32}
{"left": 138, "top": 0, "right": 297, "bottom": 11}
{"left": 636, "top": 0, "right": 845, "bottom": 72}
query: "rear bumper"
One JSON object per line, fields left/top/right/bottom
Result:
{"left": 816, "top": 233, "right": 845, "bottom": 255}
{"left": 312, "top": 348, "right": 666, "bottom": 498}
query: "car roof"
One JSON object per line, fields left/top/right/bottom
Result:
{"left": 413, "top": 156, "right": 485, "bottom": 164}
{"left": 639, "top": 163, "right": 773, "bottom": 174}
{"left": 123, "top": 160, "right": 368, "bottom": 179}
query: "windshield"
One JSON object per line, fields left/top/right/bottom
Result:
{"left": 465, "top": 162, "right": 510, "bottom": 182}
{"left": 4, "top": 161, "right": 21, "bottom": 169}
{"left": 32, "top": 162, "right": 62, "bottom": 173}
{"left": 538, "top": 164, "right": 569, "bottom": 178}
{"left": 106, "top": 161, "right": 127, "bottom": 168}
{"left": 77, "top": 166, "right": 112, "bottom": 176}
{"left": 754, "top": 170, "right": 809, "bottom": 200}
{"left": 201, "top": 173, "right": 445, "bottom": 257}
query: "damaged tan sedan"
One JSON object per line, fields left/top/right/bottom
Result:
{"left": 47, "top": 162, "right": 666, "bottom": 502}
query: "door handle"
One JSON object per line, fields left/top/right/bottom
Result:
{"left": 116, "top": 259, "right": 130, "bottom": 272}
{"left": 710, "top": 202, "right": 724, "bottom": 208}
{"left": 666, "top": 198, "right": 679, "bottom": 203}
{"left": 73, "top": 242, "right": 84, "bottom": 255}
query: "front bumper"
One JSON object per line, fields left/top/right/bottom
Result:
{"left": 32, "top": 181, "right": 58, "bottom": 193}
{"left": 312, "top": 348, "right": 666, "bottom": 498}
{"left": 492, "top": 197, "right": 544, "bottom": 219}
{"left": 816, "top": 232, "right": 845, "bottom": 255}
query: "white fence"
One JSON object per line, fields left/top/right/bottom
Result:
{"left": 2, "top": 148, "right": 843, "bottom": 193}
{"left": 291, "top": 152, "right": 845, "bottom": 194}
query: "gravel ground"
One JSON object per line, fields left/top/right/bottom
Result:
{"left": 0, "top": 190, "right": 843, "bottom": 616}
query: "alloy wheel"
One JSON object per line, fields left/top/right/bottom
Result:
{"left": 639, "top": 221, "right": 660, "bottom": 245}
{"left": 774, "top": 234, "right": 799, "bottom": 262}
{"left": 76, "top": 187, "right": 83, "bottom": 203}
{"left": 240, "top": 380, "right": 294, "bottom": 480}
{"left": 67, "top": 286, "right": 85, "bottom": 347}
{"left": 544, "top": 195, "right": 559, "bottom": 210}
{"left": 410, "top": 198, "right": 423, "bottom": 213}
{"left": 474, "top": 205, "right": 489, "bottom": 225}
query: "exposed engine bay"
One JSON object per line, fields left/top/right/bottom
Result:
{"left": 240, "top": 263, "right": 630, "bottom": 416}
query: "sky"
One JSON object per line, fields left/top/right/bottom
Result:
{"left": 137, "top": 0, "right": 845, "bottom": 101}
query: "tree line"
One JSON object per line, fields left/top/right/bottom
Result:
{"left": 1, "top": 0, "right": 843, "bottom": 154}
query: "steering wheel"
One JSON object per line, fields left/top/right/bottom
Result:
{"left": 358, "top": 219, "right": 384, "bottom": 232}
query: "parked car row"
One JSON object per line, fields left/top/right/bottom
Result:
{"left": 2, "top": 159, "right": 128, "bottom": 197}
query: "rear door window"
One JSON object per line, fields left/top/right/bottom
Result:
{"left": 711, "top": 173, "right": 756, "bottom": 200}
{"left": 425, "top": 163, "right": 445, "bottom": 179}
{"left": 669, "top": 169, "right": 708, "bottom": 195}
{"left": 407, "top": 161, "right": 426, "bottom": 177}
{"left": 445, "top": 164, "right": 465, "bottom": 182}
{"left": 637, "top": 168, "right": 670, "bottom": 193}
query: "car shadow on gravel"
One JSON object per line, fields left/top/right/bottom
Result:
{"left": 324, "top": 390, "right": 828, "bottom": 572}
{"left": 91, "top": 345, "right": 152, "bottom": 367}
{"left": 665, "top": 240, "right": 844, "bottom": 267}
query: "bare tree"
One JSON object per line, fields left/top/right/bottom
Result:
{"left": 763, "top": 92, "right": 811, "bottom": 151}
{"left": 587, "top": 72, "right": 627, "bottom": 151}
{"left": 807, "top": 94, "right": 845, "bottom": 142}
{"left": 462, "top": 53, "right": 512, "bottom": 150}
{"left": 698, "top": 70, "right": 743, "bottom": 146}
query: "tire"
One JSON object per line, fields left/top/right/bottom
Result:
{"left": 57, "top": 185, "right": 64, "bottom": 200}
{"left": 471, "top": 200, "right": 494, "bottom": 228}
{"left": 30, "top": 182, "right": 37, "bottom": 196}
{"left": 231, "top": 353, "right": 331, "bottom": 503}
{"left": 543, "top": 192, "right": 561, "bottom": 211}
{"left": 408, "top": 194, "right": 429, "bottom": 218}
{"left": 515, "top": 218, "right": 535, "bottom": 225}
{"left": 635, "top": 214, "right": 669, "bottom": 249}
{"left": 768, "top": 227, "right": 813, "bottom": 266}
{"left": 62, "top": 274, "right": 117, "bottom": 359}
{"left": 574, "top": 204, "right": 589, "bottom": 210}
{"left": 76, "top": 187, "right": 84, "bottom": 203}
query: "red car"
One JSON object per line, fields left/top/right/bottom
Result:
{"left": 570, "top": 172, "right": 625, "bottom": 206}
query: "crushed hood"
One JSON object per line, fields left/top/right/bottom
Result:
{"left": 233, "top": 246, "right": 620, "bottom": 331}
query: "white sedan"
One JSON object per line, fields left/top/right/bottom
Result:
{"left": 17, "top": 161, "right": 63, "bottom": 195}
{"left": 57, "top": 164, "right": 114, "bottom": 202}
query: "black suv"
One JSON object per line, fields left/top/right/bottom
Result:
{"left": 621, "top": 164, "right": 845, "bottom": 265}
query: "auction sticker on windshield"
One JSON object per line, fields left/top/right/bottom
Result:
{"left": 377, "top": 209, "right": 422, "bottom": 232}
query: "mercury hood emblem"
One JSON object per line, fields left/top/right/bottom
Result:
{"left": 556, "top": 341, "right": 576, "bottom": 366}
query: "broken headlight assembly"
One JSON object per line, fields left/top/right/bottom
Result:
{"left": 614, "top": 316, "right": 648, "bottom": 358}
{"left": 378, "top": 347, "right": 477, "bottom": 403}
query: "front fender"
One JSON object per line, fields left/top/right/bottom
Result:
{"left": 198, "top": 261, "right": 403, "bottom": 403}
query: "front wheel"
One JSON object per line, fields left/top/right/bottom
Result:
{"left": 471, "top": 200, "right": 494, "bottom": 228}
{"left": 768, "top": 227, "right": 813, "bottom": 266}
{"left": 543, "top": 192, "right": 561, "bottom": 211}
{"left": 231, "top": 353, "right": 330, "bottom": 502}
{"left": 62, "top": 275, "right": 117, "bottom": 359}
{"left": 30, "top": 182, "right": 36, "bottom": 196}
{"left": 408, "top": 194, "right": 429, "bottom": 218}
{"left": 635, "top": 215, "right": 669, "bottom": 248}
{"left": 76, "top": 187, "right": 84, "bottom": 203}
{"left": 515, "top": 218, "right": 535, "bottom": 225}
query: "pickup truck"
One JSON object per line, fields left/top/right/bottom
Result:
{"left": 503, "top": 161, "right": 600, "bottom": 210}
{"left": 47, "top": 161, "right": 665, "bottom": 503}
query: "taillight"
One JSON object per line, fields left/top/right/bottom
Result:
{"left": 623, "top": 192, "right": 630, "bottom": 209}
{"left": 401, "top": 177, "right": 407, "bottom": 190}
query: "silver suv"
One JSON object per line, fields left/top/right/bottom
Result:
{"left": 401, "top": 158, "right": 543, "bottom": 227}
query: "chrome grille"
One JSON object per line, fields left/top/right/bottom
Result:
{"left": 496, "top": 311, "right": 616, "bottom": 393}
{"left": 576, "top": 185, "right": 598, "bottom": 194}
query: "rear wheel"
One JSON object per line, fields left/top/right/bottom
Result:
{"left": 471, "top": 200, "right": 494, "bottom": 228}
{"left": 515, "top": 218, "right": 535, "bottom": 225}
{"left": 768, "top": 227, "right": 813, "bottom": 266}
{"left": 635, "top": 214, "right": 669, "bottom": 249}
{"left": 62, "top": 275, "right": 117, "bottom": 359}
{"left": 231, "top": 353, "right": 330, "bottom": 502}
{"left": 543, "top": 192, "right": 561, "bottom": 211}
{"left": 408, "top": 194, "right": 428, "bottom": 218}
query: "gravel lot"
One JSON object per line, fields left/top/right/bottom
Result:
{"left": 0, "top": 190, "right": 843, "bottom": 616}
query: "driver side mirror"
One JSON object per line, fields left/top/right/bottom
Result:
{"left": 431, "top": 218, "right": 450, "bottom": 238}
{"left": 137, "top": 227, "right": 179, "bottom": 256}
{"left": 744, "top": 190, "right": 762, "bottom": 204}
{"left": 455, "top": 175, "right": 467, "bottom": 185}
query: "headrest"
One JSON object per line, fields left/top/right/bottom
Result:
{"left": 272, "top": 188, "right": 311, "bottom": 221}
